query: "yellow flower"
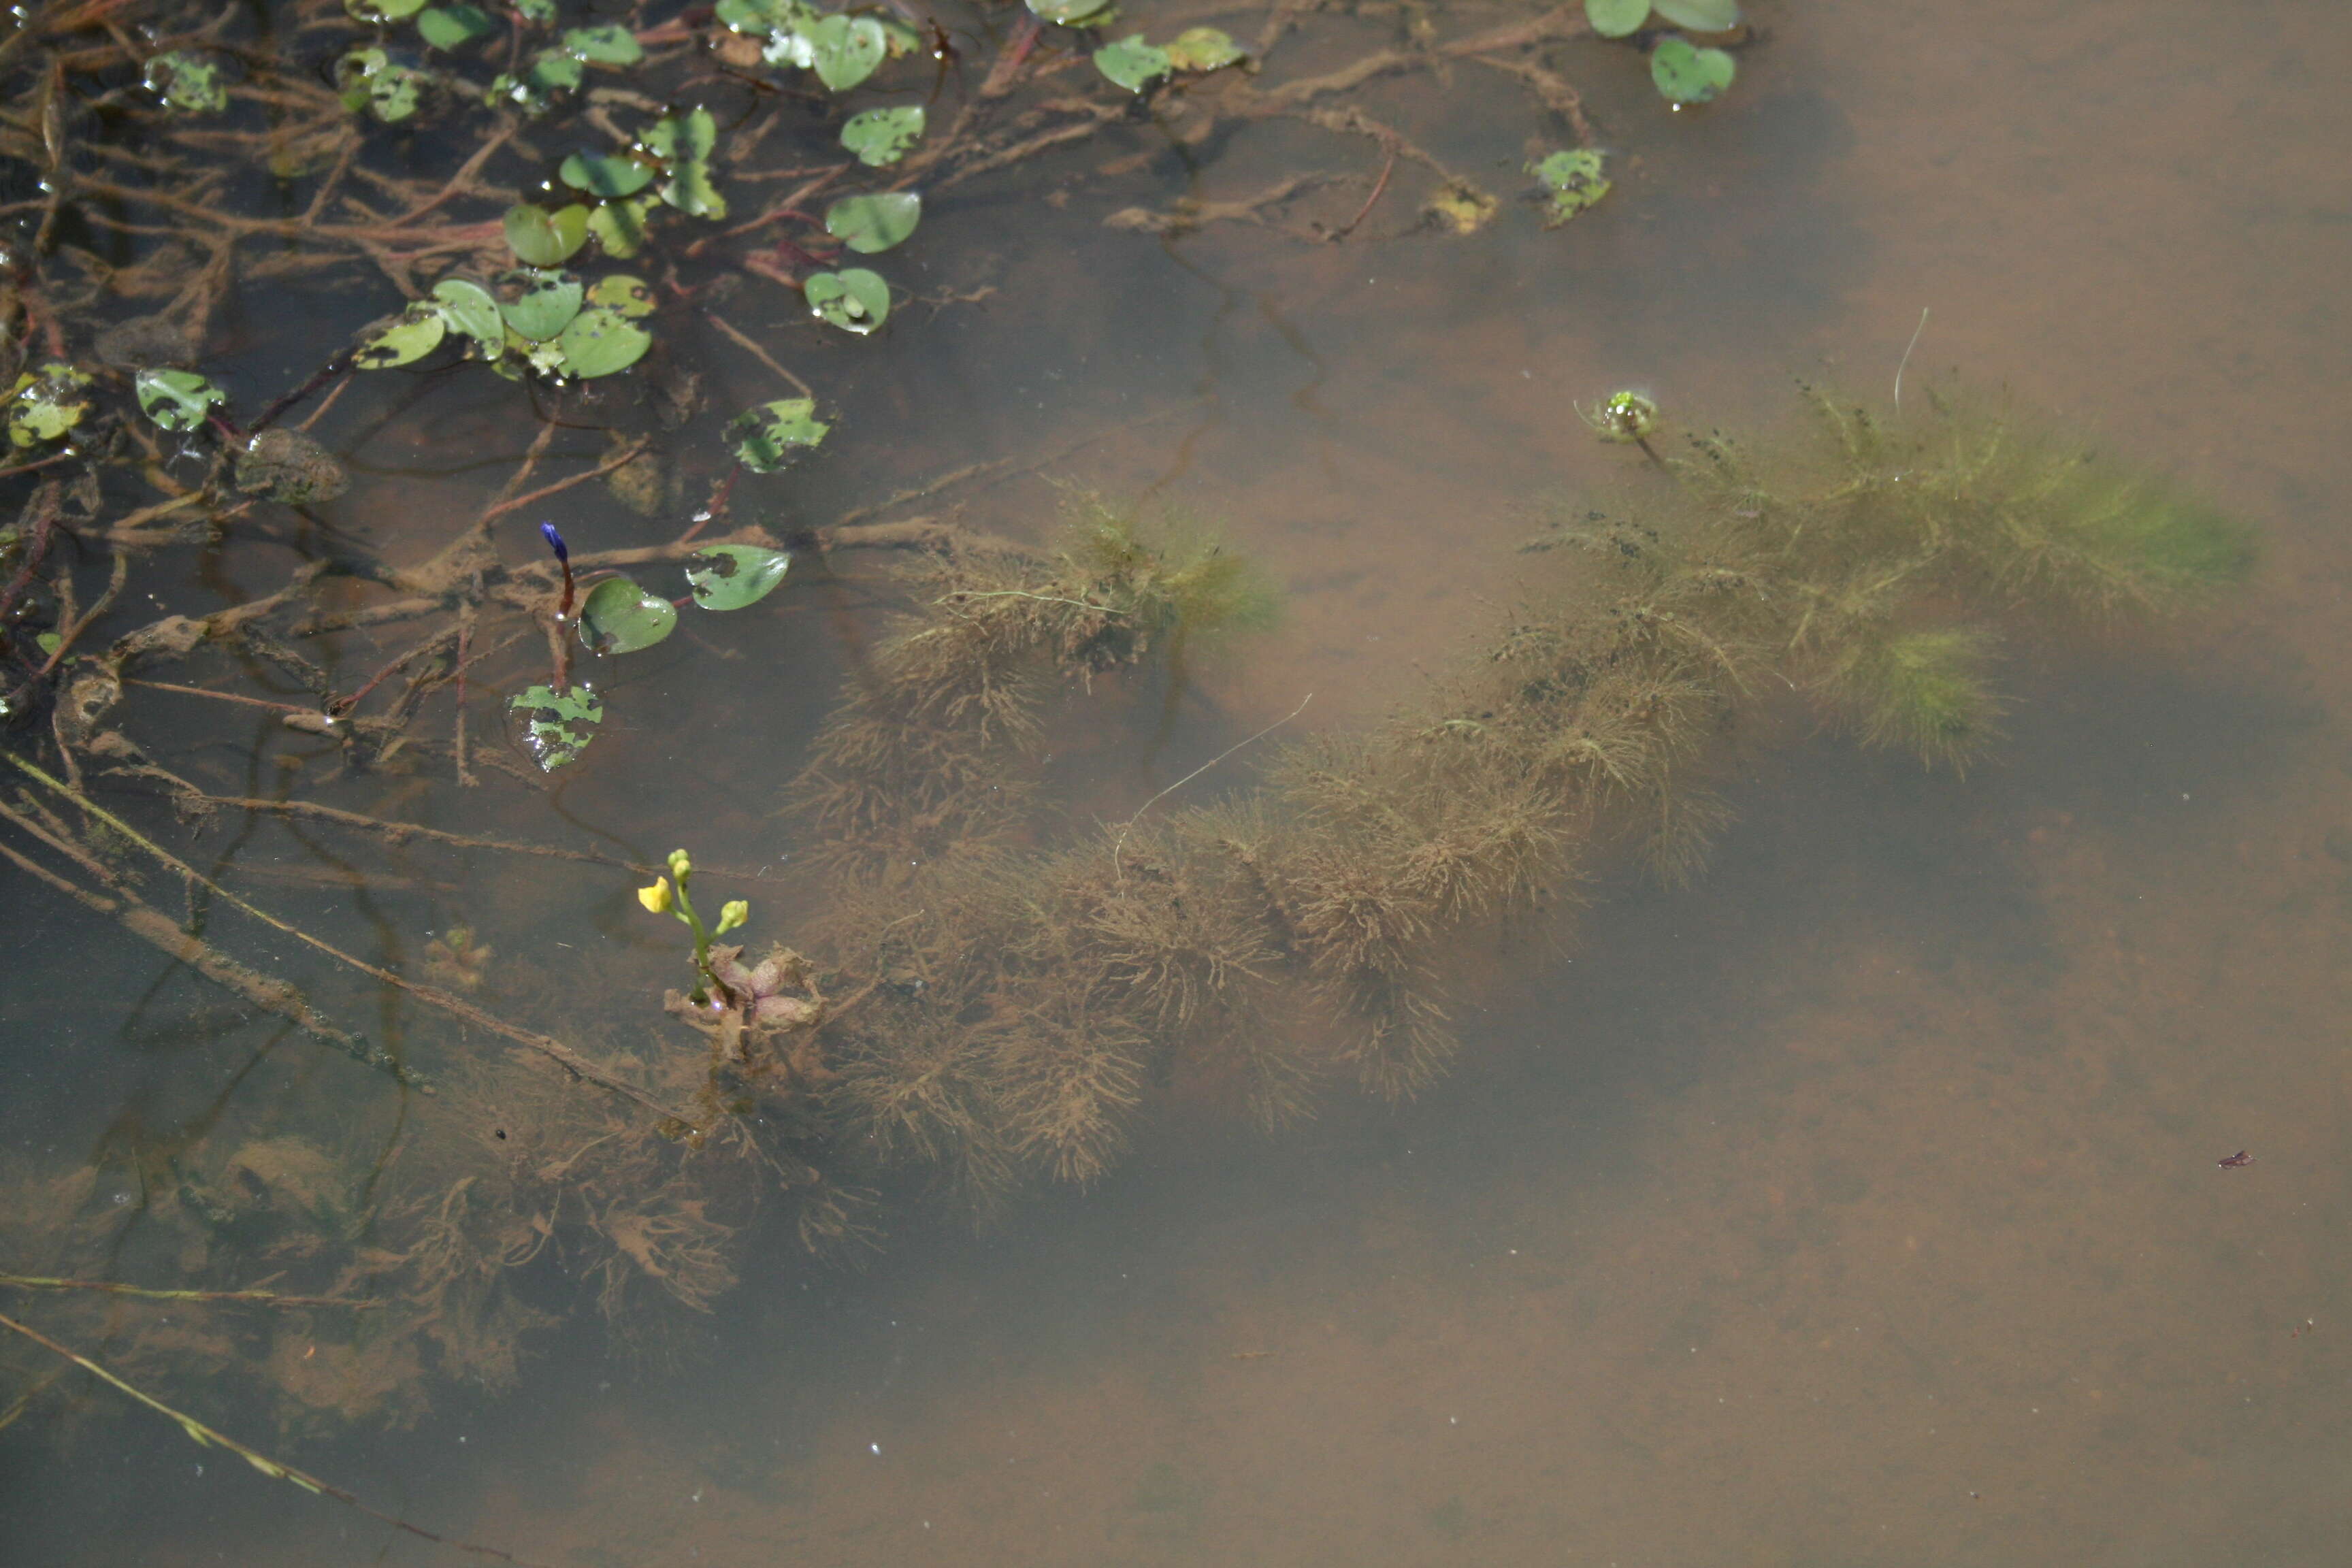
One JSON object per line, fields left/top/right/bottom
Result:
{"left": 637, "top": 877, "right": 672, "bottom": 913}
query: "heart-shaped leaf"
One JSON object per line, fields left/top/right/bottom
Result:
{"left": 510, "top": 683, "right": 602, "bottom": 770}
{"left": 823, "top": 191, "right": 921, "bottom": 254}
{"left": 1583, "top": 0, "right": 1649, "bottom": 37}
{"left": 560, "top": 152, "right": 655, "bottom": 198}
{"left": 130, "top": 367, "right": 220, "bottom": 435}
{"left": 554, "top": 305, "right": 652, "bottom": 378}
{"left": 499, "top": 269, "right": 585, "bottom": 342}
{"left": 353, "top": 300, "right": 448, "bottom": 368}
{"left": 806, "top": 14, "right": 885, "bottom": 91}
{"left": 728, "top": 398, "right": 830, "bottom": 472}
{"left": 578, "top": 576, "right": 678, "bottom": 654}
{"left": 804, "top": 267, "right": 889, "bottom": 334}
{"left": 504, "top": 203, "right": 589, "bottom": 265}
{"left": 1650, "top": 35, "right": 1735, "bottom": 102}
{"left": 840, "top": 104, "right": 924, "bottom": 167}
{"left": 1094, "top": 35, "right": 1171, "bottom": 93}
{"left": 685, "top": 544, "right": 791, "bottom": 610}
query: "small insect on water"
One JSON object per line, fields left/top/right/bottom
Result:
{"left": 2218, "top": 1149, "right": 2254, "bottom": 1169}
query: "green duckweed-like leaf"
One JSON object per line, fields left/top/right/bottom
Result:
{"left": 803, "top": 267, "right": 889, "bottom": 335}
{"left": 585, "top": 274, "right": 657, "bottom": 318}
{"left": 415, "top": 3, "right": 495, "bottom": 48}
{"left": 728, "top": 398, "right": 829, "bottom": 472}
{"left": 130, "top": 366, "right": 221, "bottom": 436}
{"left": 1163, "top": 27, "right": 1243, "bottom": 71}
{"left": 341, "top": 52, "right": 425, "bottom": 122}
{"left": 510, "top": 683, "right": 602, "bottom": 770}
{"left": 1529, "top": 148, "right": 1611, "bottom": 225}
{"left": 1027, "top": 0, "right": 1109, "bottom": 23}
{"left": 504, "top": 203, "right": 589, "bottom": 265}
{"left": 498, "top": 269, "right": 585, "bottom": 341}
{"left": 353, "top": 300, "right": 448, "bottom": 368}
{"left": 1583, "top": 0, "right": 1649, "bottom": 37}
{"left": 1650, "top": 35, "right": 1735, "bottom": 103}
{"left": 686, "top": 544, "right": 791, "bottom": 610}
{"left": 840, "top": 105, "right": 924, "bottom": 167}
{"left": 489, "top": 48, "right": 581, "bottom": 109}
{"left": 1093, "top": 35, "right": 1170, "bottom": 93}
{"left": 10, "top": 363, "right": 97, "bottom": 447}
{"left": 143, "top": 51, "right": 227, "bottom": 114}
{"left": 578, "top": 576, "right": 677, "bottom": 654}
{"left": 561, "top": 23, "right": 643, "bottom": 64}
{"left": 555, "top": 306, "right": 652, "bottom": 378}
{"left": 560, "top": 152, "right": 655, "bottom": 198}
{"left": 823, "top": 191, "right": 920, "bottom": 255}
{"left": 587, "top": 197, "right": 655, "bottom": 257}
{"left": 1652, "top": 0, "right": 1740, "bottom": 29}
{"left": 806, "top": 14, "right": 885, "bottom": 92}
{"left": 346, "top": 0, "right": 427, "bottom": 21}
{"left": 429, "top": 278, "right": 504, "bottom": 356}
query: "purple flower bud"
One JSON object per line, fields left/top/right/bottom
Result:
{"left": 540, "top": 521, "right": 568, "bottom": 564}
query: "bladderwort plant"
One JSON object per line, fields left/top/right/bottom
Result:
{"left": 638, "top": 849, "right": 750, "bottom": 1005}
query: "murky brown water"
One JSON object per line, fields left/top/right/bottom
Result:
{"left": 9, "top": 0, "right": 2352, "bottom": 1564}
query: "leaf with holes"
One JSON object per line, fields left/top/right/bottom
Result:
{"left": 1529, "top": 148, "right": 1611, "bottom": 225}
{"left": 806, "top": 14, "right": 885, "bottom": 91}
{"left": 686, "top": 544, "right": 791, "bottom": 610}
{"left": 1584, "top": 0, "right": 1649, "bottom": 37}
{"left": 728, "top": 398, "right": 830, "bottom": 472}
{"left": 129, "top": 367, "right": 217, "bottom": 436}
{"left": 840, "top": 104, "right": 924, "bottom": 167}
{"left": 823, "top": 191, "right": 920, "bottom": 255}
{"left": 499, "top": 269, "right": 585, "bottom": 342}
{"left": 1650, "top": 35, "right": 1735, "bottom": 102}
{"left": 578, "top": 576, "right": 677, "bottom": 655}
{"left": 586, "top": 274, "right": 657, "bottom": 318}
{"left": 353, "top": 301, "right": 448, "bottom": 368}
{"left": 510, "top": 683, "right": 602, "bottom": 770}
{"left": 505, "top": 203, "right": 589, "bottom": 265}
{"left": 803, "top": 268, "right": 889, "bottom": 335}
{"left": 1094, "top": 35, "right": 1171, "bottom": 93}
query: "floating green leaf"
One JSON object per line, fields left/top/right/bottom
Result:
{"left": 512, "top": 0, "right": 554, "bottom": 20}
{"left": 510, "top": 683, "right": 602, "bottom": 770}
{"left": 1529, "top": 148, "right": 1611, "bottom": 225}
{"left": 728, "top": 399, "right": 830, "bottom": 472}
{"left": 587, "top": 197, "right": 656, "bottom": 257}
{"left": 429, "top": 278, "right": 504, "bottom": 356}
{"left": 34, "top": 632, "right": 60, "bottom": 657}
{"left": 1652, "top": 0, "right": 1740, "bottom": 30}
{"left": 806, "top": 14, "right": 885, "bottom": 92}
{"left": 823, "top": 191, "right": 921, "bottom": 254}
{"left": 353, "top": 300, "right": 448, "bottom": 368}
{"left": 641, "top": 106, "right": 718, "bottom": 163}
{"left": 346, "top": 0, "right": 427, "bottom": 21}
{"left": 1164, "top": 27, "right": 1243, "bottom": 71}
{"left": 336, "top": 47, "right": 425, "bottom": 122}
{"left": 840, "top": 105, "right": 924, "bottom": 167}
{"left": 660, "top": 163, "right": 728, "bottom": 219}
{"left": 1583, "top": 0, "right": 1649, "bottom": 37}
{"left": 504, "top": 203, "right": 589, "bottom": 265}
{"left": 1028, "top": 0, "right": 1109, "bottom": 23}
{"left": 686, "top": 544, "right": 791, "bottom": 610}
{"left": 804, "top": 267, "right": 889, "bottom": 335}
{"left": 498, "top": 269, "right": 585, "bottom": 341}
{"left": 578, "top": 576, "right": 677, "bottom": 655}
{"left": 488, "top": 48, "right": 582, "bottom": 109}
{"left": 1094, "top": 35, "right": 1171, "bottom": 93}
{"left": 555, "top": 307, "right": 652, "bottom": 378}
{"left": 143, "top": 51, "right": 227, "bottom": 114}
{"left": 1650, "top": 35, "right": 1735, "bottom": 103}
{"left": 415, "top": 4, "right": 495, "bottom": 48}
{"left": 561, "top": 23, "right": 643, "bottom": 64}
{"left": 559, "top": 151, "right": 655, "bottom": 198}
{"left": 585, "top": 275, "right": 657, "bottom": 318}
{"left": 10, "top": 363, "right": 97, "bottom": 447}
{"left": 129, "top": 367, "right": 221, "bottom": 436}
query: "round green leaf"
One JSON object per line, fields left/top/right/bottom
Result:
{"left": 586, "top": 274, "right": 657, "bottom": 318}
{"left": 1650, "top": 35, "right": 1735, "bottom": 103}
{"left": 416, "top": 4, "right": 496, "bottom": 48}
{"left": 561, "top": 23, "right": 644, "bottom": 64}
{"left": 429, "top": 278, "right": 504, "bottom": 356}
{"left": 353, "top": 300, "right": 448, "bottom": 368}
{"left": 504, "top": 203, "right": 589, "bottom": 266}
{"left": 685, "top": 544, "right": 791, "bottom": 610}
{"left": 823, "top": 191, "right": 921, "bottom": 255}
{"left": 498, "top": 269, "right": 585, "bottom": 342}
{"left": 840, "top": 105, "right": 924, "bottom": 167}
{"left": 554, "top": 306, "right": 652, "bottom": 378}
{"left": 803, "top": 267, "right": 889, "bottom": 335}
{"left": 728, "top": 398, "right": 829, "bottom": 473}
{"left": 1652, "top": 0, "right": 1740, "bottom": 30}
{"left": 509, "top": 682, "right": 602, "bottom": 770}
{"left": 1164, "top": 27, "right": 1243, "bottom": 71}
{"left": 1028, "top": 0, "right": 1109, "bottom": 23}
{"left": 578, "top": 576, "right": 677, "bottom": 655}
{"left": 560, "top": 152, "right": 655, "bottom": 198}
{"left": 143, "top": 50, "right": 228, "bottom": 114}
{"left": 131, "top": 366, "right": 221, "bottom": 435}
{"left": 1529, "top": 148, "right": 1612, "bottom": 225}
{"left": 1583, "top": 0, "right": 1650, "bottom": 37}
{"left": 587, "top": 198, "right": 656, "bottom": 257}
{"left": 806, "top": 14, "right": 885, "bottom": 92}
{"left": 1094, "top": 35, "right": 1171, "bottom": 93}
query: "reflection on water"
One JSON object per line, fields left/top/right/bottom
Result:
{"left": 7, "top": 0, "right": 2352, "bottom": 1563}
